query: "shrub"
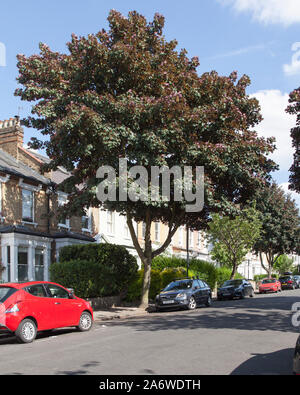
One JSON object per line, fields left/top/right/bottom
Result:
{"left": 126, "top": 267, "right": 193, "bottom": 303}
{"left": 152, "top": 256, "right": 217, "bottom": 290}
{"left": 50, "top": 243, "right": 138, "bottom": 299}
{"left": 215, "top": 267, "right": 245, "bottom": 287}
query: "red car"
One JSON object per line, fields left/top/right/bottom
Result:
{"left": 259, "top": 278, "right": 281, "bottom": 294}
{"left": 0, "top": 281, "right": 93, "bottom": 343}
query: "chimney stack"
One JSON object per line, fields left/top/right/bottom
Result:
{"left": 0, "top": 116, "right": 24, "bottom": 159}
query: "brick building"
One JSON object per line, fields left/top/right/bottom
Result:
{"left": 0, "top": 117, "right": 95, "bottom": 283}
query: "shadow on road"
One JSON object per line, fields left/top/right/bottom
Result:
{"left": 100, "top": 294, "right": 300, "bottom": 334}
{"left": 0, "top": 327, "right": 77, "bottom": 345}
{"left": 230, "top": 348, "right": 294, "bottom": 375}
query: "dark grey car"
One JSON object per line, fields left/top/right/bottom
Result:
{"left": 155, "top": 278, "right": 212, "bottom": 311}
{"left": 217, "top": 279, "right": 254, "bottom": 300}
{"left": 293, "top": 275, "right": 300, "bottom": 289}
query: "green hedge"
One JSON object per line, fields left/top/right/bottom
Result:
{"left": 215, "top": 266, "right": 243, "bottom": 287}
{"left": 126, "top": 267, "right": 195, "bottom": 302}
{"left": 152, "top": 256, "right": 217, "bottom": 289}
{"left": 50, "top": 243, "right": 138, "bottom": 299}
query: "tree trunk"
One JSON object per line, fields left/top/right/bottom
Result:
{"left": 140, "top": 255, "right": 152, "bottom": 309}
{"left": 126, "top": 208, "right": 182, "bottom": 309}
{"left": 230, "top": 262, "right": 237, "bottom": 279}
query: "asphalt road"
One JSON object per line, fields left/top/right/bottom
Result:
{"left": 0, "top": 289, "right": 299, "bottom": 375}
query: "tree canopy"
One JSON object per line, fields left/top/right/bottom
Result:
{"left": 208, "top": 208, "right": 262, "bottom": 279}
{"left": 252, "top": 183, "right": 300, "bottom": 278}
{"left": 286, "top": 87, "right": 300, "bottom": 193}
{"left": 15, "top": 10, "right": 277, "bottom": 306}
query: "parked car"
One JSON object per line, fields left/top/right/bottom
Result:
{"left": 258, "top": 278, "right": 281, "bottom": 294}
{"left": 279, "top": 275, "right": 297, "bottom": 290}
{"left": 217, "top": 279, "right": 254, "bottom": 300}
{"left": 0, "top": 281, "right": 93, "bottom": 343}
{"left": 293, "top": 275, "right": 300, "bottom": 289}
{"left": 293, "top": 334, "right": 300, "bottom": 375}
{"left": 155, "top": 278, "right": 212, "bottom": 311}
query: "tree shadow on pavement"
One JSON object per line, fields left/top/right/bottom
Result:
{"left": 230, "top": 348, "right": 294, "bottom": 375}
{"left": 100, "top": 295, "right": 300, "bottom": 334}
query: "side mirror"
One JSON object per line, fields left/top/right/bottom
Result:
{"left": 67, "top": 288, "right": 75, "bottom": 298}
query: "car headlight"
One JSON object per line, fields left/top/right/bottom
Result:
{"left": 176, "top": 293, "right": 187, "bottom": 300}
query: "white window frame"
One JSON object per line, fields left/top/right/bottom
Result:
{"left": 197, "top": 231, "right": 202, "bottom": 248}
{"left": 124, "top": 218, "right": 130, "bottom": 239}
{"left": 82, "top": 208, "right": 92, "bottom": 233}
{"left": 19, "top": 179, "right": 41, "bottom": 227}
{"left": 0, "top": 175, "right": 9, "bottom": 222}
{"left": 189, "top": 230, "right": 193, "bottom": 248}
{"left": 57, "top": 191, "right": 70, "bottom": 230}
{"left": 178, "top": 226, "right": 183, "bottom": 247}
{"left": 21, "top": 189, "right": 35, "bottom": 225}
{"left": 106, "top": 210, "right": 115, "bottom": 236}
{"left": 154, "top": 222, "right": 160, "bottom": 243}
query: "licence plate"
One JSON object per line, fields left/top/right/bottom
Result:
{"left": 162, "top": 300, "right": 175, "bottom": 304}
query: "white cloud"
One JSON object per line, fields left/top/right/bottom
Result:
{"left": 250, "top": 90, "right": 296, "bottom": 174}
{"left": 283, "top": 42, "right": 300, "bottom": 76}
{"left": 207, "top": 42, "right": 270, "bottom": 60}
{"left": 218, "top": 0, "right": 300, "bottom": 26}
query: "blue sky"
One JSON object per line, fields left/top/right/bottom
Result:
{"left": 0, "top": 0, "right": 299, "bottom": 206}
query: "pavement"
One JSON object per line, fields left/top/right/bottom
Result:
{"left": 93, "top": 305, "right": 153, "bottom": 321}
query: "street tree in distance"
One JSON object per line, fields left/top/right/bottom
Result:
{"left": 286, "top": 87, "right": 300, "bottom": 193}
{"left": 15, "top": 10, "right": 277, "bottom": 307}
{"left": 253, "top": 183, "right": 300, "bottom": 279}
{"left": 273, "top": 255, "right": 294, "bottom": 276}
{"left": 208, "top": 208, "right": 262, "bottom": 279}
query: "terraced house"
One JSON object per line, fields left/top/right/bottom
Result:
{"left": 0, "top": 117, "right": 95, "bottom": 283}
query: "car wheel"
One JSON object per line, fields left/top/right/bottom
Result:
{"left": 205, "top": 295, "right": 212, "bottom": 307}
{"left": 77, "top": 311, "right": 93, "bottom": 332}
{"left": 15, "top": 318, "right": 37, "bottom": 343}
{"left": 187, "top": 296, "right": 197, "bottom": 310}
{"left": 217, "top": 296, "right": 223, "bottom": 301}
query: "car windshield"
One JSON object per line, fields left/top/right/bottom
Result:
{"left": 0, "top": 287, "right": 17, "bottom": 303}
{"left": 279, "top": 276, "right": 291, "bottom": 281}
{"left": 164, "top": 280, "right": 193, "bottom": 291}
{"left": 262, "top": 279, "right": 276, "bottom": 284}
{"left": 222, "top": 280, "right": 243, "bottom": 287}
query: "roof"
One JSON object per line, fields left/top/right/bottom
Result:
{"left": 22, "top": 148, "right": 71, "bottom": 185}
{"left": 0, "top": 148, "right": 51, "bottom": 186}
{"left": 0, "top": 225, "right": 95, "bottom": 242}
{"left": 52, "top": 230, "right": 95, "bottom": 242}
{"left": 0, "top": 225, "right": 51, "bottom": 238}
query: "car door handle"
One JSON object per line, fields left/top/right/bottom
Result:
{"left": 54, "top": 302, "right": 61, "bottom": 305}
